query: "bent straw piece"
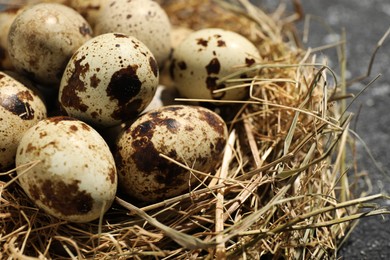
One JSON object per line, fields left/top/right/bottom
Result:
{"left": 116, "top": 197, "right": 218, "bottom": 250}
{"left": 215, "top": 130, "right": 236, "bottom": 258}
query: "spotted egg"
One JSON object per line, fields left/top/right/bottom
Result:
{"left": 7, "top": 3, "right": 93, "bottom": 85}
{"left": 94, "top": 0, "right": 171, "bottom": 66}
{"left": 0, "top": 72, "right": 46, "bottom": 170}
{"left": 115, "top": 105, "right": 228, "bottom": 203}
{"left": 0, "top": 7, "right": 24, "bottom": 70}
{"left": 15, "top": 116, "right": 117, "bottom": 223}
{"left": 170, "top": 28, "right": 261, "bottom": 100}
{"left": 68, "top": 0, "right": 104, "bottom": 28}
{"left": 58, "top": 32, "right": 159, "bottom": 128}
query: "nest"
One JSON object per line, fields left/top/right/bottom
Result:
{"left": 1, "top": 0, "right": 388, "bottom": 259}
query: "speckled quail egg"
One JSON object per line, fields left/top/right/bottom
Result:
{"left": 0, "top": 7, "right": 24, "bottom": 70}
{"left": 15, "top": 116, "right": 117, "bottom": 223}
{"left": 171, "top": 27, "right": 194, "bottom": 49}
{"left": 0, "top": 72, "right": 46, "bottom": 170}
{"left": 7, "top": 3, "right": 93, "bottom": 86}
{"left": 170, "top": 28, "right": 261, "bottom": 100}
{"left": 68, "top": 0, "right": 104, "bottom": 28}
{"left": 94, "top": 0, "right": 171, "bottom": 66}
{"left": 115, "top": 105, "right": 228, "bottom": 203}
{"left": 160, "top": 27, "right": 193, "bottom": 87}
{"left": 26, "top": 0, "right": 71, "bottom": 4}
{"left": 58, "top": 32, "right": 159, "bottom": 128}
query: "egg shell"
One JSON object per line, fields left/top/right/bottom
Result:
{"left": 68, "top": 0, "right": 104, "bottom": 27}
{"left": 59, "top": 32, "right": 159, "bottom": 128}
{"left": 0, "top": 72, "right": 46, "bottom": 170}
{"left": 7, "top": 3, "right": 93, "bottom": 85}
{"left": 94, "top": 0, "right": 171, "bottom": 66}
{"left": 159, "top": 26, "right": 194, "bottom": 87}
{"left": 15, "top": 116, "right": 117, "bottom": 223}
{"left": 26, "top": 0, "right": 71, "bottom": 4}
{"left": 171, "top": 26, "right": 194, "bottom": 49}
{"left": 170, "top": 28, "right": 260, "bottom": 100}
{"left": 115, "top": 105, "right": 228, "bottom": 203}
{"left": 0, "top": 7, "right": 24, "bottom": 70}
{"left": 142, "top": 84, "right": 180, "bottom": 113}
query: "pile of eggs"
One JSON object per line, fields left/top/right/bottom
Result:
{"left": 0, "top": 0, "right": 260, "bottom": 223}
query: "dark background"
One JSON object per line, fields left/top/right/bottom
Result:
{"left": 1, "top": 0, "right": 389, "bottom": 259}
{"left": 258, "top": 0, "right": 390, "bottom": 259}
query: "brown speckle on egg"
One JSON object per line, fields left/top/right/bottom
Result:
{"left": 108, "top": 166, "right": 116, "bottom": 184}
{"left": 70, "top": 125, "right": 78, "bottom": 132}
{"left": 90, "top": 74, "right": 100, "bottom": 88}
{"left": 205, "top": 76, "right": 225, "bottom": 99}
{"left": 0, "top": 93, "right": 35, "bottom": 120}
{"left": 107, "top": 65, "right": 141, "bottom": 104}
{"left": 31, "top": 179, "right": 94, "bottom": 215}
{"left": 198, "top": 109, "right": 226, "bottom": 135}
{"left": 81, "top": 122, "right": 91, "bottom": 131}
{"left": 26, "top": 143, "right": 36, "bottom": 153}
{"left": 60, "top": 56, "right": 89, "bottom": 112}
{"left": 91, "top": 111, "right": 99, "bottom": 118}
{"left": 245, "top": 58, "right": 256, "bottom": 66}
{"left": 217, "top": 40, "right": 226, "bottom": 47}
{"left": 149, "top": 56, "right": 158, "bottom": 77}
{"left": 39, "top": 132, "right": 48, "bottom": 138}
{"left": 197, "top": 38, "right": 208, "bottom": 47}
{"left": 205, "top": 58, "right": 221, "bottom": 74}
{"left": 47, "top": 116, "right": 78, "bottom": 124}
{"left": 114, "top": 33, "right": 128, "bottom": 38}
{"left": 178, "top": 61, "right": 187, "bottom": 70}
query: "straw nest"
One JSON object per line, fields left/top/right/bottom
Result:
{"left": 1, "top": 0, "right": 389, "bottom": 259}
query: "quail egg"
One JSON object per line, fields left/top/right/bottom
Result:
{"left": 58, "top": 32, "right": 159, "bottom": 128}
{"left": 94, "top": 0, "right": 171, "bottom": 66}
{"left": 0, "top": 7, "right": 24, "bottom": 70}
{"left": 15, "top": 116, "right": 117, "bottom": 223}
{"left": 115, "top": 105, "right": 228, "bottom": 203}
{"left": 170, "top": 28, "right": 260, "bottom": 100}
{"left": 0, "top": 72, "right": 46, "bottom": 170}
{"left": 68, "top": 0, "right": 104, "bottom": 28}
{"left": 7, "top": 3, "right": 93, "bottom": 85}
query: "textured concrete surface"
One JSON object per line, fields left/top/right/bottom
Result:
{"left": 301, "top": 2, "right": 389, "bottom": 259}
{"left": 259, "top": 0, "right": 390, "bottom": 258}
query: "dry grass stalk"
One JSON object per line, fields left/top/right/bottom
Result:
{"left": 1, "top": 0, "right": 389, "bottom": 259}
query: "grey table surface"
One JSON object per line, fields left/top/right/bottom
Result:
{"left": 1, "top": 1, "right": 389, "bottom": 259}
{"left": 259, "top": 0, "right": 390, "bottom": 259}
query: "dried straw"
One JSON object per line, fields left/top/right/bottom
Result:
{"left": 1, "top": 0, "right": 389, "bottom": 259}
